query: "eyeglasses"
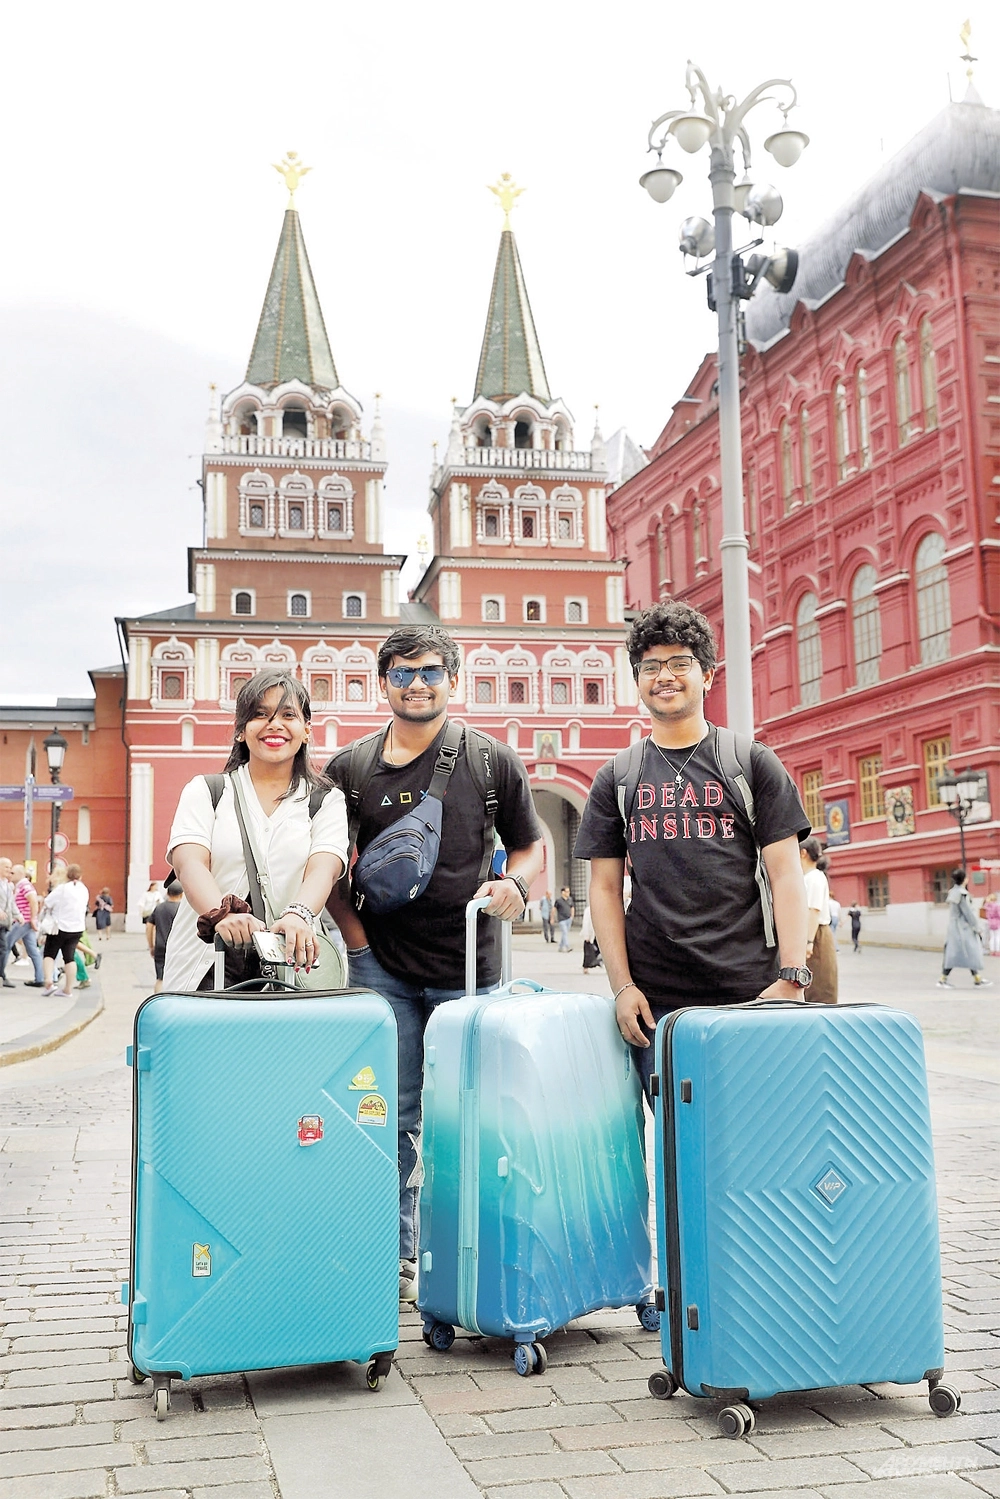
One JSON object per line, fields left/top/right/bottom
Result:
{"left": 637, "top": 655, "right": 698, "bottom": 678}
{"left": 386, "top": 665, "right": 448, "bottom": 688}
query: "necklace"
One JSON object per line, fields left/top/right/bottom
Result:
{"left": 652, "top": 731, "right": 707, "bottom": 787}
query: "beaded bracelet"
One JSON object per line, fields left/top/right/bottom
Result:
{"left": 279, "top": 902, "right": 316, "bottom": 924}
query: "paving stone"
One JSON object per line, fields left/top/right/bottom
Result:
{"left": 553, "top": 1419, "right": 701, "bottom": 1450}
{"left": 817, "top": 1478, "right": 984, "bottom": 1498}
{"left": 0, "top": 1440, "right": 128, "bottom": 1478}
{"left": 262, "top": 1404, "right": 479, "bottom": 1497}
{"left": 849, "top": 1441, "right": 1000, "bottom": 1478}
{"left": 0, "top": 1403, "right": 75, "bottom": 1429}
{"left": 0, "top": 1472, "right": 109, "bottom": 1499}
{"left": 190, "top": 1487, "right": 276, "bottom": 1499}
{"left": 0, "top": 1420, "right": 114, "bottom": 1452}
{"left": 449, "top": 1429, "right": 557, "bottom": 1460}
{"left": 749, "top": 1427, "right": 904, "bottom": 1458}
{"left": 463, "top": 1450, "right": 620, "bottom": 1485}
{"left": 483, "top": 1484, "right": 567, "bottom": 1499}
{"left": 561, "top": 1472, "right": 726, "bottom": 1498}
{"left": 880, "top": 1412, "right": 1000, "bottom": 1443}
{"left": 143, "top": 1431, "right": 263, "bottom": 1463}
{"left": 418, "top": 1383, "right": 557, "bottom": 1416}
{"left": 434, "top": 1413, "right": 488, "bottom": 1437}
{"left": 702, "top": 1455, "right": 868, "bottom": 1489}
{"left": 116, "top": 1407, "right": 260, "bottom": 1441}
{"left": 962, "top": 1471, "right": 1000, "bottom": 1497}
{"left": 486, "top": 1403, "right": 619, "bottom": 1433}
{"left": 114, "top": 1457, "right": 272, "bottom": 1492}
{"left": 0, "top": 1379, "right": 114, "bottom": 1408}
{"left": 4, "top": 1357, "right": 129, "bottom": 1385}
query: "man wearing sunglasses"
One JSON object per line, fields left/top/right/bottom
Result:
{"left": 575, "top": 602, "right": 811, "bottom": 1101}
{"left": 325, "top": 625, "right": 544, "bottom": 1299}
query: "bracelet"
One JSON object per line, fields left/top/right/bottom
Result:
{"left": 613, "top": 981, "right": 639, "bottom": 1002}
{"left": 279, "top": 903, "right": 316, "bottom": 924}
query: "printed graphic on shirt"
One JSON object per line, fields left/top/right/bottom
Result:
{"left": 628, "top": 779, "right": 736, "bottom": 843}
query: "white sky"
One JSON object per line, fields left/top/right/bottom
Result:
{"left": 2, "top": 0, "right": 997, "bottom": 701}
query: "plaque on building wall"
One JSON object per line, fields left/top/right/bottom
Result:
{"left": 824, "top": 799, "right": 850, "bottom": 847}
{"left": 884, "top": 786, "right": 915, "bottom": 837}
{"left": 535, "top": 731, "right": 561, "bottom": 762}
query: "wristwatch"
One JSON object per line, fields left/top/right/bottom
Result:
{"left": 504, "top": 874, "right": 529, "bottom": 904}
{"left": 778, "top": 965, "right": 813, "bottom": 988}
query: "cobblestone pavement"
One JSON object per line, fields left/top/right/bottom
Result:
{"left": 0, "top": 934, "right": 997, "bottom": 1498}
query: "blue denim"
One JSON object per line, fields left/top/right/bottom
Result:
{"left": 556, "top": 917, "right": 572, "bottom": 951}
{"left": 6, "top": 923, "right": 43, "bottom": 983}
{"left": 347, "top": 944, "right": 491, "bottom": 1259}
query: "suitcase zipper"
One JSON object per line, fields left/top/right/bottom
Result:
{"left": 661, "top": 1011, "right": 689, "bottom": 1393}
{"left": 456, "top": 1002, "right": 487, "bottom": 1334}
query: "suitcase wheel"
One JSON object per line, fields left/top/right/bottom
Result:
{"left": 127, "top": 1363, "right": 147, "bottom": 1385}
{"left": 153, "top": 1385, "right": 170, "bottom": 1422}
{"left": 512, "top": 1341, "right": 547, "bottom": 1377}
{"left": 647, "top": 1368, "right": 677, "bottom": 1400}
{"left": 636, "top": 1302, "right": 661, "bottom": 1333}
{"left": 427, "top": 1322, "right": 456, "bottom": 1353}
{"left": 365, "top": 1363, "right": 384, "bottom": 1391}
{"left": 928, "top": 1382, "right": 961, "bottom": 1416}
{"left": 718, "top": 1403, "right": 755, "bottom": 1438}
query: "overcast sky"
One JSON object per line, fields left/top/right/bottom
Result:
{"left": 2, "top": 0, "right": 997, "bottom": 702}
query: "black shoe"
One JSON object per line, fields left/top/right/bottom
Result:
{"left": 24, "top": 981, "right": 44, "bottom": 988}
{"left": 93, "top": 953, "right": 102, "bottom": 971}
{"left": 2, "top": 980, "right": 14, "bottom": 989}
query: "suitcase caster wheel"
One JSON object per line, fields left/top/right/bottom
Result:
{"left": 928, "top": 1383, "right": 961, "bottom": 1416}
{"left": 636, "top": 1302, "right": 661, "bottom": 1333}
{"left": 513, "top": 1342, "right": 537, "bottom": 1377}
{"left": 127, "top": 1363, "right": 147, "bottom": 1385}
{"left": 718, "top": 1403, "right": 753, "bottom": 1437}
{"left": 153, "top": 1387, "right": 170, "bottom": 1422}
{"left": 428, "top": 1322, "right": 455, "bottom": 1352}
{"left": 531, "top": 1341, "right": 547, "bottom": 1374}
{"left": 365, "top": 1362, "right": 384, "bottom": 1391}
{"left": 647, "top": 1369, "right": 677, "bottom": 1400}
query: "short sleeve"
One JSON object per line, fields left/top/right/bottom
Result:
{"left": 749, "top": 744, "right": 812, "bottom": 849}
{"left": 166, "top": 777, "right": 216, "bottom": 863}
{"left": 573, "top": 761, "right": 627, "bottom": 860}
{"left": 493, "top": 745, "right": 543, "bottom": 852}
{"left": 307, "top": 785, "right": 349, "bottom": 867}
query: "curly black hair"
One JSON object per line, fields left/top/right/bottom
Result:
{"left": 377, "top": 626, "right": 461, "bottom": 678}
{"left": 627, "top": 602, "right": 717, "bottom": 674}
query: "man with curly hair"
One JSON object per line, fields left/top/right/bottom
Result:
{"left": 575, "top": 602, "right": 812, "bottom": 1098}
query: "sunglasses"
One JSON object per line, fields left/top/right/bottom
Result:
{"left": 386, "top": 665, "right": 448, "bottom": 688}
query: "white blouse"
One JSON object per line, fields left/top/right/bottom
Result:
{"left": 162, "top": 766, "right": 349, "bottom": 992}
{"left": 45, "top": 880, "right": 90, "bottom": 933}
{"left": 803, "top": 866, "right": 831, "bottom": 927}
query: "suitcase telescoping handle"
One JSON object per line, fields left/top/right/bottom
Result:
{"left": 465, "top": 897, "right": 513, "bottom": 997}
{"left": 211, "top": 934, "right": 297, "bottom": 995}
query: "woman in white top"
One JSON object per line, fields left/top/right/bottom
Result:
{"left": 164, "top": 671, "right": 349, "bottom": 992}
{"left": 41, "top": 864, "right": 90, "bottom": 998}
{"left": 800, "top": 836, "right": 837, "bottom": 1005}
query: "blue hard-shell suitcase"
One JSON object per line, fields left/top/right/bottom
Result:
{"left": 123, "top": 974, "right": 399, "bottom": 1419}
{"left": 417, "top": 900, "right": 657, "bottom": 1375}
{"left": 647, "top": 1001, "right": 960, "bottom": 1434}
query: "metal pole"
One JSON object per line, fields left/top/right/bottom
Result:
{"left": 23, "top": 773, "right": 34, "bottom": 864}
{"left": 710, "top": 145, "right": 755, "bottom": 738}
{"left": 956, "top": 807, "right": 967, "bottom": 872}
{"left": 49, "top": 798, "right": 57, "bottom": 877}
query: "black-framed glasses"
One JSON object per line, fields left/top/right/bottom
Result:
{"left": 636, "top": 655, "right": 698, "bottom": 678}
{"left": 386, "top": 665, "right": 448, "bottom": 688}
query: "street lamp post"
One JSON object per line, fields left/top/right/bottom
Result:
{"left": 42, "top": 730, "right": 68, "bottom": 878}
{"left": 640, "top": 62, "right": 807, "bottom": 736}
{"left": 935, "top": 767, "right": 982, "bottom": 872}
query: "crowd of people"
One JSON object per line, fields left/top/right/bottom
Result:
{"left": 0, "top": 859, "right": 108, "bottom": 997}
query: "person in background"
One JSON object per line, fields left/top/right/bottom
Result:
{"left": 581, "top": 902, "right": 603, "bottom": 970}
{"left": 146, "top": 880, "right": 184, "bottom": 992}
{"left": 8, "top": 865, "right": 45, "bottom": 988}
{"left": 140, "top": 882, "right": 163, "bottom": 922}
{"left": 848, "top": 901, "right": 863, "bottom": 954}
{"left": 828, "top": 895, "right": 841, "bottom": 942}
{"left": 938, "top": 869, "right": 991, "bottom": 988}
{"left": 801, "top": 838, "right": 837, "bottom": 1005}
{"left": 538, "top": 890, "right": 554, "bottom": 942}
{"left": 553, "top": 886, "right": 575, "bottom": 952}
{"left": 0, "top": 857, "right": 16, "bottom": 989}
{"left": 985, "top": 892, "right": 1000, "bottom": 959}
{"left": 93, "top": 888, "right": 113, "bottom": 942}
{"left": 73, "top": 931, "right": 99, "bottom": 988}
{"left": 41, "top": 863, "right": 89, "bottom": 998}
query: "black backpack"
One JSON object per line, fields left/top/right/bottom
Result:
{"left": 612, "top": 727, "right": 776, "bottom": 949}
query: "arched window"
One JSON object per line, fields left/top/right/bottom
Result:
{"left": 856, "top": 368, "right": 872, "bottom": 470}
{"left": 282, "top": 404, "right": 308, "bottom": 439}
{"left": 162, "top": 674, "right": 182, "bottom": 700}
{"left": 745, "top": 464, "right": 757, "bottom": 546}
{"left": 920, "top": 318, "right": 938, "bottom": 431}
{"left": 483, "top": 597, "right": 501, "bottom": 622}
{"left": 915, "top": 533, "right": 950, "bottom": 663}
{"left": 346, "top": 677, "right": 366, "bottom": 701}
{"left": 692, "top": 502, "right": 707, "bottom": 566}
{"left": 894, "top": 335, "right": 913, "bottom": 445}
{"left": 344, "top": 594, "right": 363, "bottom": 619}
{"left": 312, "top": 676, "right": 331, "bottom": 701}
{"left": 476, "top": 678, "right": 495, "bottom": 704}
{"left": 800, "top": 410, "right": 813, "bottom": 504}
{"left": 851, "top": 564, "right": 882, "bottom": 687}
{"left": 289, "top": 593, "right": 309, "bottom": 618}
{"left": 234, "top": 591, "right": 253, "bottom": 616}
{"left": 249, "top": 502, "right": 266, "bottom": 528}
{"left": 780, "top": 418, "right": 794, "bottom": 509}
{"left": 525, "top": 598, "right": 543, "bottom": 623}
{"left": 513, "top": 419, "right": 533, "bottom": 450}
{"left": 566, "top": 600, "right": 583, "bottom": 623}
{"left": 796, "top": 592, "right": 822, "bottom": 706}
{"left": 833, "top": 382, "right": 850, "bottom": 481}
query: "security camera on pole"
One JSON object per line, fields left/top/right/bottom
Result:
{"left": 639, "top": 62, "right": 808, "bottom": 736}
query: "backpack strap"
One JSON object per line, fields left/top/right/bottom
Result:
{"left": 614, "top": 738, "right": 648, "bottom": 830}
{"left": 204, "top": 774, "right": 226, "bottom": 811}
{"left": 465, "top": 727, "right": 500, "bottom": 884}
{"left": 327, "top": 729, "right": 386, "bottom": 857}
{"left": 714, "top": 726, "right": 776, "bottom": 949}
{"left": 426, "top": 720, "right": 465, "bottom": 801}
{"left": 307, "top": 785, "right": 327, "bottom": 820}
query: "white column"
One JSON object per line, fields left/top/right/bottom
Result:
{"left": 195, "top": 637, "right": 219, "bottom": 701}
{"left": 128, "top": 637, "right": 151, "bottom": 700}
{"left": 381, "top": 570, "right": 400, "bottom": 618}
{"left": 365, "top": 479, "right": 383, "bottom": 543}
{"left": 195, "top": 564, "right": 216, "bottom": 614}
{"left": 126, "top": 760, "right": 154, "bottom": 932}
{"left": 439, "top": 571, "right": 461, "bottom": 620}
{"left": 449, "top": 483, "right": 471, "bottom": 549}
{"left": 206, "top": 472, "right": 228, "bottom": 538}
{"left": 587, "top": 488, "right": 607, "bottom": 552}
{"left": 605, "top": 573, "right": 625, "bottom": 623}
{"left": 615, "top": 646, "right": 638, "bottom": 706}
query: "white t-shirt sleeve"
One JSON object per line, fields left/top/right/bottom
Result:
{"left": 307, "top": 785, "right": 349, "bottom": 867}
{"left": 166, "top": 777, "right": 217, "bottom": 862}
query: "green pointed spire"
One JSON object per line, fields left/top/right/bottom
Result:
{"left": 473, "top": 228, "right": 551, "bottom": 403}
{"left": 246, "top": 209, "right": 338, "bottom": 390}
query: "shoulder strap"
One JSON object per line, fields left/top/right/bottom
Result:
{"left": 465, "top": 727, "right": 500, "bottom": 884}
{"left": 614, "top": 738, "right": 648, "bottom": 829}
{"left": 330, "top": 728, "right": 387, "bottom": 856}
{"left": 426, "top": 720, "right": 465, "bottom": 802}
{"left": 307, "top": 785, "right": 326, "bottom": 820}
{"left": 204, "top": 774, "right": 226, "bottom": 811}
{"left": 714, "top": 727, "right": 775, "bottom": 948}
{"left": 227, "top": 774, "right": 268, "bottom": 924}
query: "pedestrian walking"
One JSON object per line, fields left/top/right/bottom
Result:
{"left": 848, "top": 901, "right": 862, "bottom": 953}
{"left": 140, "top": 882, "right": 163, "bottom": 921}
{"left": 801, "top": 837, "right": 838, "bottom": 1005}
{"left": 538, "top": 889, "right": 554, "bottom": 942}
{"left": 40, "top": 863, "right": 89, "bottom": 998}
{"left": 7, "top": 865, "right": 45, "bottom": 987}
{"left": 828, "top": 895, "right": 841, "bottom": 940}
{"left": 323, "top": 624, "right": 543, "bottom": 1302}
{"left": 938, "top": 868, "right": 991, "bottom": 988}
{"left": 985, "top": 891, "right": 1000, "bottom": 958}
{"left": 553, "top": 886, "right": 575, "bottom": 951}
{"left": 93, "top": 888, "right": 114, "bottom": 941}
{"left": 581, "top": 902, "right": 603, "bottom": 970}
{"left": 0, "top": 857, "right": 16, "bottom": 989}
{"left": 145, "top": 880, "right": 183, "bottom": 992}
{"left": 164, "top": 671, "right": 348, "bottom": 993}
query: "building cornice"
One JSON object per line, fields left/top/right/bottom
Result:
{"left": 190, "top": 550, "right": 405, "bottom": 568}
{"left": 416, "top": 554, "right": 625, "bottom": 593}
{"left": 205, "top": 455, "right": 385, "bottom": 475}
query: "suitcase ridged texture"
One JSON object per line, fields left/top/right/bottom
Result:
{"left": 131, "top": 994, "right": 399, "bottom": 1379}
{"left": 661, "top": 1005, "right": 944, "bottom": 1401}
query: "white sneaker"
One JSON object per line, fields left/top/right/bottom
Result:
{"left": 974, "top": 978, "right": 993, "bottom": 988}
{"left": 41, "top": 984, "right": 59, "bottom": 997}
{"left": 936, "top": 979, "right": 952, "bottom": 988}
{"left": 399, "top": 1259, "right": 417, "bottom": 1302}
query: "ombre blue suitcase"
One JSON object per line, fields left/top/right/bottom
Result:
{"left": 647, "top": 1000, "right": 960, "bottom": 1435}
{"left": 417, "top": 900, "right": 657, "bottom": 1375}
{"left": 123, "top": 964, "right": 399, "bottom": 1420}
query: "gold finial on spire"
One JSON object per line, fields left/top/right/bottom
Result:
{"left": 273, "top": 151, "right": 312, "bottom": 206}
{"left": 488, "top": 172, "right": 524, "bottom": 230}
{"left": 959, "top": 19, "right": 976, "bottom": 81}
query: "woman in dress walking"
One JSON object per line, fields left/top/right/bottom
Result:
{"left": 800, "top": 837, "right": 838, "bottom": 1004}
{"left": 938, "top": 869, "right": 991, "bottom": 988}
{"left": 93, "top": 888, "right": 114, "bottom": 942}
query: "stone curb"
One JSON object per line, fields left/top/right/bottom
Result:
{"left": 0, "top": 982, "right": 104, "bottom": 1067}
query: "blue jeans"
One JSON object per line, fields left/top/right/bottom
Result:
{"left": 557, "top": 917, "right": 572, "bottom": 951}
{"left": 6, "top": 923, "right": 43, "bottom": 983}
{"left": 348, "top": 944, "right": 491, "bottom": 1259}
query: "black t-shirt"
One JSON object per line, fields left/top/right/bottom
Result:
{"left": 574, "top": 728, "right": 810, "bottom": 1007}
{"left": 147, "top": 899, "right": 180, "bottom": 955}
{"left": 554, "top": 896, "right": 573, "bottom": 921}
{"left": 327, "top": 722, "right": 542, "bottom": 989}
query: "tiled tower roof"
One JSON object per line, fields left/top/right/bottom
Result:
{"left": 473, "top": 229, "right": 551, "bottom": 403}
{"left": 245, "top": 209, "right": 338, "bottom": 390}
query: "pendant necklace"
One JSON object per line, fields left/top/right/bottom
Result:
{"left": 652, "top": 731, "right": 706, "bottom": 787}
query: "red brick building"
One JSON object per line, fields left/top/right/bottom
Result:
{"left": 608, "top": 94, "right": 1000, "bottom": 942}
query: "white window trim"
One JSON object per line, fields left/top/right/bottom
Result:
{"left": 550, "top": 487, "right": 585, "bottom": 548}
{"left": 564, "top": 596, "right": 588, "bottom": 625}
{"left": 238, "top": 470, "right": 276, "bottom": 537}
{"left": 231, "top": 588, "right": 256, "bottom": 618}
{"left": 482, "top": 595, "right": 506, "bottom": 623}
{"left": 476, "top": 495, "right": 511, "bottom": 545}
{"left": 342, "top": 591, "right": 367, "bottom": 621}
{"left": 317, "top": 476, "right": 355, "bottom": 541}
{"left": 278, "top": 494, "right": 315, "bottom": 539}
{"left": 287, "top": 589, "right": 312, "bottom": 619}
{"left": 523, "top": 596, "right": 547, "bottom": 624}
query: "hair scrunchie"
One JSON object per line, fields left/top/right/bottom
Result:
{"left": 196, "top": 894, "right": 253, "bottom": 943}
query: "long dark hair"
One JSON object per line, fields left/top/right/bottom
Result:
{"left": 801, "top": 835, "right": 830, "bottom": 873}
{"left": 222, "top": 671, "right": 327, "bottom": 799}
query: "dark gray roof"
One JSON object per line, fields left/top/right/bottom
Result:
{"left": 399, "top": 600, "right": 442, "bottom": 625}
{"left": 0, "top": 698, "right": 95, "bottom": 726}
{"left": 130, "top": 602, "right": 197, "bottom": 623}
{"left": 746, "top": 96, "right": 1000, "bottom": 349}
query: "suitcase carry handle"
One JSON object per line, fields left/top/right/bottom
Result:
{"left": 490, "top": 979, "right": 551, "bottom": 997}
{"left": 465, "top": 897, "right": 513, "bottom": 996}
{"left": 212, "top": 934, "right": 299, "bottom": 994}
